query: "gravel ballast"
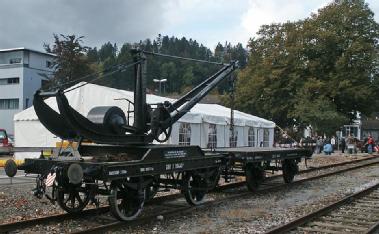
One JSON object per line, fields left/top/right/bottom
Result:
{"left": 117, "top": 154, "right": 379, "bottom": 233}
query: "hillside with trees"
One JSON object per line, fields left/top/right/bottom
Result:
{"left": 85, "top": 36, "right": 247, "bottom": 94}
{"left": 45, "top": 34, "right": 247, "bottom": 94}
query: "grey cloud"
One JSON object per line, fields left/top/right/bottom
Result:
{"left": 0, "top": 0, "right": 166, "bottom": 50}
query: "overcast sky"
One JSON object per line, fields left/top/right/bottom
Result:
{"left": 1, "top": 0, "right": 378, "bottom": 51}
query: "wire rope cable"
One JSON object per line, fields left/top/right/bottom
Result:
{"left": 45, "top": 50, "right": 225, "bottom": 94}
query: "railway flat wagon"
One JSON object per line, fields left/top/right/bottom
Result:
{"left": 4, "top": 50, "right": 312, "bottom": 221}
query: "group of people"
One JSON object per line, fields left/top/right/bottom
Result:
{"left": 302, "top": 134, "right": 378, "bottom": 155}
{"left": 315, "top": 136, "right": 336, "bottom": 155}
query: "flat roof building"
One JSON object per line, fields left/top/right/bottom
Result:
{"left": 0, "top": 48, "right": 55, "bottom": 136}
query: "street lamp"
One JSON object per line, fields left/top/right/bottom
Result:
{"left": 153, "top": 78, "right": 167, "bottom": 95}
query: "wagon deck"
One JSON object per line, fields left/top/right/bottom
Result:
{"left": 207, "top": 146, "right": 312, "bottom": 162}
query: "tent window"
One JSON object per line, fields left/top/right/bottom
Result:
{"left": 207, "top": 124, "right": 217, "bottom": 149}
{"left": 263, "top": 129, "right": 270, "bottom": 147}
{"left": 248, "top": 127, "right": 255, "bottom": 147}
{"left": 179, "top": 123, "right": 191, "bottom": 145}
{"left": 229, "top": 129, "right": 238, "bottom": 147}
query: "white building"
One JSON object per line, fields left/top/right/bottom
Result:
{"left": 0, "top": 48, "right": 55, "bottom": 136}
{"left": 13, "top": 83, "right": 275, "bottom": 159}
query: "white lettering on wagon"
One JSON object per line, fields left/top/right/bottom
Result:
{"left": 140, "top": 167, "right": 154, "bottom": 172}
{"left": 108, "top": 170, "right": 127, "bottom": 176}
{"left": 166, "top": 163, "right": 184, "bottom": 170}
{"left": 164, "top": 150, "right": 187, "bottom": 159}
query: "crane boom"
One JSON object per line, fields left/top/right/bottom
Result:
{"left": 33, "top": 50, "right": 238, "bottom": 145}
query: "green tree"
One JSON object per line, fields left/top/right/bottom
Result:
{"left": 160, "top": 62, "right": 178, "bottom": 92}
{"left": 235, "top": 0, "right": 379, "bottom": 134}
{"left": 98, "top": 42, "right": 117, "bottom": 62}
{"left": 183, "top": 66, "right": 195, "bottom": 86}
{"left": 87, "top": 47, "right": 99, "bottom": 63}
{"left": 44, "top": 34, "right": 93, "bottom": 89}
{"left": 235, "top": 22, "right": 304, "bottom": 127}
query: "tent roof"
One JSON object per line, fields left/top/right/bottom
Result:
{"left": 14, "top": 82, "right": 275, "bottom": 128}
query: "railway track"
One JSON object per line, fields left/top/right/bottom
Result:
{"left": 266, "top": 181, "right": 379, "bottom": 234}
{"left": 73, "top": 156, "right": 379, "bottom": 234}
{"left": 1, "top": 155, "right": 378, "bottom": 233}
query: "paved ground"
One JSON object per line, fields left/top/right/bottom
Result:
{"left": 0, "top": 168, "right": 35, "bottom": 185}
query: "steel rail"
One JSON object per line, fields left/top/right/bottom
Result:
{"left": 0, "top": 207, "right": 109, "bottom": 233}
{"left": 265, "top": 182, "right": 379, "bottom": 233}
{"left": 367, "top": 220, "right": 379, "bottom": 234}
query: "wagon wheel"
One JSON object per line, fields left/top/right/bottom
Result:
{"left": 282, "top": 159, "right": 298, "bottom": 183}
{"left": 56, "top": 184, "right": 90, "bottom": 213}
{"left": 182, "top": 172, "right": 207, "bottom": 205}
{"left": 109, "top": 181, "right": 145, "bottom": 221}
{"left": 245, "top": 163, "right": 265, "bottom": 192}
{"left": 207, "top": 167, "right": 221, "bottom": 190}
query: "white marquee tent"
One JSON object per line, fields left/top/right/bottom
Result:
{"left": 13, "top": 83, "right": 275, "bottom": 159}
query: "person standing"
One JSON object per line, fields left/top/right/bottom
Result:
{"left": 316, "top": 137, "right": 322, "bottom": 154}
{"left": 341, "top": 137, "right": 346, "bottom": 154}
{"left": 346, "top": 134, "right": 355, "bottom": 154}
{"left": 367, "top": 135, "right": 374, "bottom": 154}
{"left": 320, "top": 137, "right": 325, "bottom": 154}
{"left": 331, "top": 136, "right": 336, "bottom": 153}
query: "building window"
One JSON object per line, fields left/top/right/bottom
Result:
{"left": 0, "top": 77, "right": 19, "bottom": 85}
{"left": 229, "top": 129, "right": 238, "bottom": 147}
{"left": 263, "top": 129, "right": 270, "bottom": 147}
{"left": 0, "top": 99, "right": 19, "bottom": 109}
{"left": 9, "top": 58, "right": 22, "bottom": 64}
{"left": 207, "top": 124, "right": 217, "bottom": 149}
{"left": 248, "top": 127, "right": 255, "bottom": 147}
{"left": 178, "top": 123, "right": 191, "bottom": 145}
